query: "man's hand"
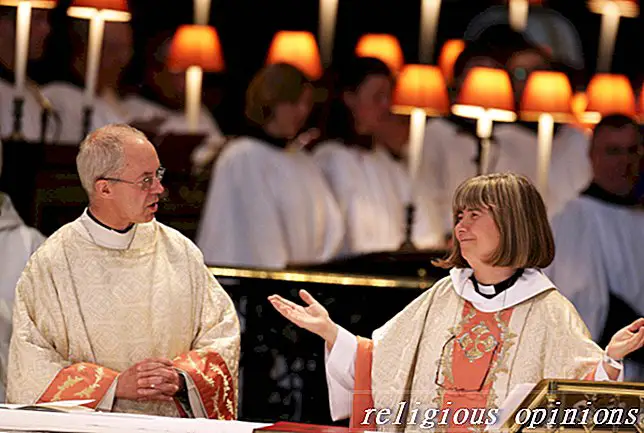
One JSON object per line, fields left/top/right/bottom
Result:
{"left": 115, "top": 358, "right": 181, "bottom": 402}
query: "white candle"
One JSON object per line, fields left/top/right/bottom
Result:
{"left": 14, "top": 1, "right": 32, "bottom": 97}
{"left": 408, "top": 108, "right": 427, "bottom": 185}
{"left": 476, "top": 113, "right": 493, "bottom": 175}
{"left": 318, "top": 0, "right": 338, "bottom": 68}
{"left": 597, "top": 1, "right": 621, "bottom": 73}
{"left": 84, "top": 11, "right": 105, "bottom": 106}
{"left": 419, "top": 0, "right": 442, "bottom": 64}
{"left": 508, "top": 0, "right": 529, "bottom": 31}
{"left": 194, "top": 0, "right": 211, "bottom": 25}
{"left": 536, "top": 113, "right": 554, "bottom": 199}
{"left": 186, "top": 65, "right": 203, "bottom": 133}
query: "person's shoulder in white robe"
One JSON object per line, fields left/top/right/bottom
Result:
{"left": 0, "top": 192, "right": 45, "bottom": 403}
{"left": 196, "top": 136, "right": 344, "bottom": 269}
{"left": 0, "top": 79, "right": 45, "bottom": 142}
{"left": 41, "top": 82, "right": 124, "bottom": 144}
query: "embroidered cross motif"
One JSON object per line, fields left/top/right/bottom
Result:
{"left": 456, "top": 322, "right": 498, "bottom": 362}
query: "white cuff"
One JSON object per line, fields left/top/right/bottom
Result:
{"left": 594, "top": 360, "right": 624, "bottom": 382}
{"left": 325, "top": 325, "right": 358, "bottom": 421}
{"left": 96, "top": 379, "right": 118, "bottom": 411}
{"left": 176, "top": 369, "right": 208, "bottom": 418}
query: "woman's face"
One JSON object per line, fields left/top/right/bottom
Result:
{"left": 344, "top": 74, "right": 392, "bottom": 135}
{"left": 454, "top": 206, "right": 501, "bottom": 266}
{"left": 272, "top": 86, "right": 314, "bottom": 139}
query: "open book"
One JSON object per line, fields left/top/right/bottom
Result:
{"left": 0, "top": 399, "right": 96, "bottom": 413}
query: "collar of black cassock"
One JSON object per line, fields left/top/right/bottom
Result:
{"left": 469, "top": 268, "right": 525, "bottom": 299}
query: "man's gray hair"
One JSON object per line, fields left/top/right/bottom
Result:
{"left": 76, "top": 124, "right": 147, "bottom": 197}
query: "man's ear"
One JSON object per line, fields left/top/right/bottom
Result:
{"left": 94, "top": 180, "right": 112, "bottom": 198}
{"left": 342, "top": 91, "right": 356, "bottom": 110}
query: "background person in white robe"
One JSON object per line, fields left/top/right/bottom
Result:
{"left": 120, "top": 30, "right": 225, "bottom": 166}
{"left": 0, "top": 191, "right": 44, "bottom": 403}
{"left": 0, "top": 6, "right": 53, "bottom": 141}
{"left": 420, "top": 26, "right": 590, "bottom": 238}
{"left": 546, "top": 114, "right": 644, "bottom": 380}
{"left": 7, "top": 124, "right": 240, "bottom": 418}
{"left": 269, "top": 173, "right": 644, "bottom": 431}
{"left": 196, "top": 63, "right": 344, "bottom": 269}
{"left": 313, "top": 57, "right": 443, "bottom": 255}
{"left": 42, "top": 18, "right": 127, "bottom": 144}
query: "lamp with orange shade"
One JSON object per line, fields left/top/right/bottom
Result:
{"left": 588, "top": 0, "right": 639, "bottom": 72}
{"left": 506, "top": 0, "right": 542, "bottom": 31}
{"left": 438, "top": 39, "right": 465, "bottom": 84}
{"left": 167, "top": 24, "right": 224, "bottom": 133}
{"left": 582, "top": 73, "right": 636, "bottom": 124}
{"left": 266, "top": 31, "right": 322, "bottom": 81}
{"left": 67, "top": 0, "right": 131, "bottom": 138}
{"left": 0, "top": 0, "right": 56, "bottom": 138}
{"left": 391, "top": 64, "right": 449, "bottom": 250}
{"left": 520, "top": 71, "right": 574, "bottom": 197}
{"left": 452, "top": 67, "right": 517, "bottom": 174}
{"left": 355, "top": 34, "right": 404, "bottom": 75}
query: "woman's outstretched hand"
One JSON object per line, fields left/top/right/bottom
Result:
{"left": 268, "top": 289, "right": 338, "bottom": 349}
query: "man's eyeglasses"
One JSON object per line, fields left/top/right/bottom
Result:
{"left": 98, "top": 167, "right": 166, "bottom": 191}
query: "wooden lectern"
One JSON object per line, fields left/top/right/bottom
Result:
{"left": 497, "top": 379, "right": 644, "bottom": 433}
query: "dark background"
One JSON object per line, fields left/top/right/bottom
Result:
{"left": 33, "top": 0, "right": 644, "bottom": 136}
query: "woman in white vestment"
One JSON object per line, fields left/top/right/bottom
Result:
{"left": 313, "top": 57, "right": 443, "bottom": 256}
{"left": 269, "top": 173, "right": 644, "bottom": 432}
{"left": 196, "top": 63, "right": 344, "bottom": 269}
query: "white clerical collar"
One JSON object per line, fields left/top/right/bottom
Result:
{"left": 79, "top": 208, "right": 137, "bottom": 250}
{"left": 450, "top": 267, "right": 555, "bottom": 312}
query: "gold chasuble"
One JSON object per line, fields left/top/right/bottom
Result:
{"left": 351, "top": 269, "right": 603, "bottom": 432}
{"left": 7, "top": 211, "right": 240, "bottom": 418}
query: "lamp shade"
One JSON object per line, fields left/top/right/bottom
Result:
{"left": 438, "top": 39, "right": 465, "bottom": 84}
{"left": 355, "top": 33, "right": 404, "bottom": 75}
{"left": 583, "top": 73, "right": 636, "bottom": 124}
{"left": 588, "top": 0, "right": 639, "bottom": 17}
{"left": 520, "top": 71, "right": 574, "bottom": 122}
{"left": 392, "top": 65, "right": 449, "bottom": 116}
{"left": 167, "top": 25, "right": 224, "bottom": 72}
{"left": 67, "top": 0, "right": 130, "bottom": 21}
{"left": 452, "top": 67, "right": 516, "bottom": 122}
{"left": 0, "top": 0, "right": 56, "bottom": 8}
{"left": 266, "top": 31, "right": 322, "bottom": 80}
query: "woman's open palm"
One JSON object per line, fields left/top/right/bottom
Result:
{"left": 268, "top": 290, "right": 336, "bottom": 344}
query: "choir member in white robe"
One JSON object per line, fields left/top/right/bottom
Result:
{"left": 313, "top": 57, "right": 443, "bottom": 255}
{"left": 270, "top": 173, "right": 644, "bottom": 432}
{"left": 196, "top": 63, "right": 344, "bottom": 269}
{"left": 546, "top": 114, "right": 644, "bottom": 380}
{"left": 121, "top": 31, "right": 224, "bottom": 140}
{"left": 0, "top": 192, "right": 44, "bottom": 403}
{"left": 419, "top": 28, "right": 590, "bottom": 236}
{"left": 7, "top": 124, "right": 240, "bottom": 418}
{"left": 0, "top": 7, "right": 53, "bottom": 141}
{"left": 42, "top": 20, "right": 129, "bottom": 144}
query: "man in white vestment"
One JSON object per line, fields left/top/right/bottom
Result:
{"left": 7, "top": 124, "right": 240, "bottom": 418}
{"left": 0, "top": 6, "right": 53, "bottom": 141}
{"left": 547, "top": 114, "right": 644, "bottom": 380}
{"left": 0, "top": 187, "right": 45, "bottom": 403}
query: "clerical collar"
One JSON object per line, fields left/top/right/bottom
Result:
{"left": 87, "top": 209, "right": 134, "bottom": 233}
{"left": 582, "top": 182, "right": 640, "bottom": 207}
{"left": 80, "top": 209, "right": 137, "bottom": 250}
{"left": 469, "top": 269, "right": 524, "bottom": 299}
{"left": 450, "top": 267, "right": 555, "bottom": 313}
{"left": 246, "top": 126, "right": 290, "bottom": 150}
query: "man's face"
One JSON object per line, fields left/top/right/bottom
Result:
{"left": 29, "top": 9, "right": 51, "bottom": 61}
{"left": 108, "top": 137, "right": 165, "bottom": 225}
{"left": 591, "top": 125, "right": 642, "bottom": 196}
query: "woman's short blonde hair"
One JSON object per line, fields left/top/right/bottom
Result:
{"left": 433, "top": 172, "right": 555, "bottom": 269}
{"left": 245, "top": 63, "right": 310, "bottom": 126}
